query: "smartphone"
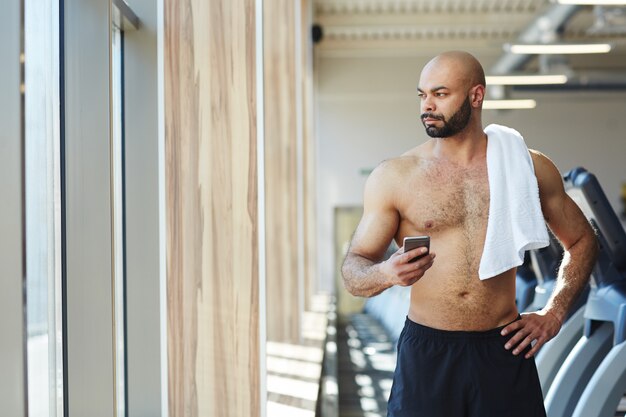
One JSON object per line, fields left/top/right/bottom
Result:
{"left": 403, "top": 236, "right": 430, "bottom": 263}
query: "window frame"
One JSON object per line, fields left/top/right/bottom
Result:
{"left": 0, "top": 0, "right": 27, "bottom": 416}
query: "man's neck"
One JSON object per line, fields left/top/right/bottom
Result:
{"left": 430, "top": 123, "right": 487, "bottom": 166}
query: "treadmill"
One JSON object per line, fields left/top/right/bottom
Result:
{"left": 563, "top": 168, "right": 626, "bottom": 417}
{"left": 544, "top": 167, "right": 626, "bottom": 417}
{"left": 529, "top": 228, "right": 588, "bottom": 396}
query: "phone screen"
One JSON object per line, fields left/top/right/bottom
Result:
{"left": 403, "top": 236, "right": 430, "bottom": 263}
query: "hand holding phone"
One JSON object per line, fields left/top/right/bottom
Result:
{"left": 403, "top": 236, "right": 430, "bottom": 263}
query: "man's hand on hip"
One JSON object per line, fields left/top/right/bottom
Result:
{"left": 500, "top": 310, "right": 562, "bottom": 359}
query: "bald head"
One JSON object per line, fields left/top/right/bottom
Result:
{"left": 417, "top": 51, "right": 486, "bottom": 137}
{"left": 422, "top": 51, "right": 486, "bottom": 91}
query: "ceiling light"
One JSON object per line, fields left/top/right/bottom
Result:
{"left": 483, "top": 99, "right": 537, "bottom": 110}
{"left": 554, "top": 0, "right": 626, "bottom": 5}
{"left": 506, "top": 43, "right": 612, "bottom": 54}
{"left": 486, "top": 74, "right": 568, "bottom": 85}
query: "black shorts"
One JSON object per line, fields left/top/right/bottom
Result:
{"left": 387, "top": 317, "right": 546, "bottom": 417}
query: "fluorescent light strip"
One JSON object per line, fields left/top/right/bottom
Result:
{"left": 556, "top": 0, "right": 626, "bottom": 4}
{"left": 483, "top": 99, "right": 537, "bottom": 110}
{"left": 486, "top": 74, "right": 568, "bottom": 85}
{"left": 508, "top": 43, "right": 612, "bottom": 54}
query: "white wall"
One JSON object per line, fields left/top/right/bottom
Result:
{"left": 316, "top": 55, "right": 626, "bottom": 293}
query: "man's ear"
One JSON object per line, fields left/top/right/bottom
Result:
{"left": 471, "top": 85, "right": 485, "bottom": 107}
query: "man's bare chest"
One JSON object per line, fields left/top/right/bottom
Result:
{"left": 399, "top": 165, "right": 490, "bottom": 232}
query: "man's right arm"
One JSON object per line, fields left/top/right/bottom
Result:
{"left": 341, "top": 162, "right": 435, "bottom": 297}
{"left": 342, "top": 253, "right": 394, "bottom": 297}
{"left": 343, "top": 246, "right": 434, "bottom": 297}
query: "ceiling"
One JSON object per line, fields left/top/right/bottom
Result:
{"left": 313, "top": 0, "right": 626, "bottom": 79}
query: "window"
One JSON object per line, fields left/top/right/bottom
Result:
{"left": 110, "top": 2, "right": 140, "bottom": 413}
{"left": 111, "top": 14, "right": 128, "bottom": 416}
{"left": 24, "top": 0, "right": 63, "bottom": 416}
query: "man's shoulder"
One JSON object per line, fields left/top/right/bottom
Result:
{"left": 366, "top": 144, "right": 432, "bottom": 189}
{"left": 371, "top": 154, "right": 427, "bottom": 178}
{"left": 379, "top": 143, "right": 431, "bottom": 170}
{"left": 528, "top": 149, "right": 556, "bottom": 178}
{"left": 527, "top": 148, "right": 566, "bottom": 200}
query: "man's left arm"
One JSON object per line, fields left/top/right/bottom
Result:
{"left": 502, "top": 150, "right": 599, "bottom": 358}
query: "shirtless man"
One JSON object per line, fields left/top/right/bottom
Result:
{"left": 341, "top": 51, "right": 598, "bottom": 416}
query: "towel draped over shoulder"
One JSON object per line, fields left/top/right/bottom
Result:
{"left": 478, "top": 124, "right": 550, "bottom": 280}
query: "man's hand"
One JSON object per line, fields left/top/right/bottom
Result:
{"left": 380, "top": 246, "right": 436, "bottom": 287}
{"left": 500, "top": 310, "right": 563, "bottom": 359}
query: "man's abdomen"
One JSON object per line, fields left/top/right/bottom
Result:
{"left": 407, "top": 256, "right": 518, "bottom": 331}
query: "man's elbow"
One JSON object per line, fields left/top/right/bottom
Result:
{"left": 341, "top": 252, "right": 373, "bottom": 297}
{"left": 340, "top": 255, "right": 356, "bottom": 294}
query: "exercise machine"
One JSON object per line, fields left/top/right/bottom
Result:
{"left": 564, "top": 168, "right": 626, "bottom": 417}
{"left": 544, "top": 167, "right": 626, "bottom": 417}
{"left": 529, "top": 230, "right": 588, "bottom": 396}
{"left": 518, "top": 226, "right": 587, "bottom": 396}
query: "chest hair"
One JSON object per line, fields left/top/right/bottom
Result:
{"left": 422, "top": 161, "right": 490, "bottom": 277}
{"left": 417, "top": 160, "right": 489, "bottom": 225}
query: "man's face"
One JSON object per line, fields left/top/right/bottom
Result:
{"left": 420, "top": 95, "right": 472, "bottom": 138}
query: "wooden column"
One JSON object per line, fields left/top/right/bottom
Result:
{"left": 264, "top": 0, "right": 301, "bottom": 342}
{"left": 164, "top": 1, "right": 261, "bottom": 416}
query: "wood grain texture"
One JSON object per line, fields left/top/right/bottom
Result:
{"left": 264, "top": 0, "right": 301, "bottom": 342}
{"left": 165, "top": 0, "right": 260, "bottom": 416}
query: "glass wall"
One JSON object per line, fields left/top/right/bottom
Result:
{"left": 111, "top": 16, "right": 128, "bottom": 416}
{"left": 19, "top": 1, "right": 161, "bottom": 415}
{"left": 24, "top": 0, "right": 63, "bottom": 416}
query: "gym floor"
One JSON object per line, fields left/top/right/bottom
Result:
{"left": 337, "top": 313, "right": 395, "bottom": 417}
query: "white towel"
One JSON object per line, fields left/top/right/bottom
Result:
{"left": 479, "top": 124, "right": 549, "bottom": 280}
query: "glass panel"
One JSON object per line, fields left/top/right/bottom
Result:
{"left": 24, "top": 0, "right": 63, "bottom": 416}
{"left": 111, "top": 21, "right": 127, "bottom": 417}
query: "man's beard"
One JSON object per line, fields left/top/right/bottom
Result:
{"left": 421, "top": 96, "right": 472, "bottom": 138}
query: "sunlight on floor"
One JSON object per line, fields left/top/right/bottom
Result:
{"left": 267, "top": 374, "right": 319, "bottom": 401}
{"left": 267, "top": 356, "right": 321, "bottom": 380}
{"left": 267, "top": 401, "right": 315, "bottom": 417}
{"left": 267, "top": 341, "right": 323, "bottom": 363}
{"left": 338, "top": 314, "right": 398, "bottom": 417}
{"left": 266, "top": 294, "right": 332, "bottom": 417}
